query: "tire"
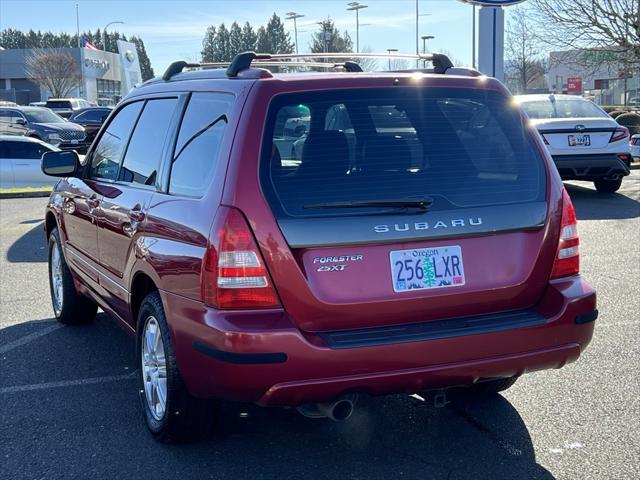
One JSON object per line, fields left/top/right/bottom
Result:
{"left": 464, "top": 377, "right": 518, "bottom": 397}
{"left": 594, "top": 178, "right": 622, "bottom": 193}
{"left": 137, "top": 291, "right": 218, "bottom": 443}
{"left": 48, "top": 228, "right": 97, "bottom": 324}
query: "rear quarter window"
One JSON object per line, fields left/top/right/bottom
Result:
{"left": 168, "top": 92, "right": 234, "bottom": 197}
{"left": 261, "top": 87, "right": 546, "bottom": 218}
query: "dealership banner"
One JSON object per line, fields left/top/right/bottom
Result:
{"left": 117, "top": 40, "right": 142, "bottom": 94}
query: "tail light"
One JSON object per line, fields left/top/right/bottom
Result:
{"left": 202, "top": 207, "right": 281, "bottom": 309}
{"left": 631, "top": 137, "right": 639, "bottom": 146}
{"left": 609, "top": 127, "right": 629, "bottom": 143}
{"left": 550, "top": 189, "right": 579, "bottom": 279}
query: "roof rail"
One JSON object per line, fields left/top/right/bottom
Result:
{"left": 161, "top": 51, "right": 455, "bottom": 81}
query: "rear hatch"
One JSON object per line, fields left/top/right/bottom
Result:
{"left": 249, "top": 85, "right": 553, "bottom": 332}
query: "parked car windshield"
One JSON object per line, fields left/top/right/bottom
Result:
{"left": 22, "top": 109, "right": 66, "bottom": 124}
{"left": 262, "top": 87, "right": 546, "bottom": 217}
{"left": 519, "top": 98, "right": 607, "bottom": 119}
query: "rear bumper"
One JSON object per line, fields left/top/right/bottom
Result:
{"left": 552, "top": 153, "right": 631, "bottom": 180}
{"left": 163, "top": 275, "right": 596, "bottom": 406}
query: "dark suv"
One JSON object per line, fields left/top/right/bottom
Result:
{"left": 42, "top": 52, "right": 597, "bottom": 443}
{"left": 0, "top": 106, "right": 88, "bottom": 151}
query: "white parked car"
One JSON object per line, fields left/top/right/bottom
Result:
{"left": 0, "top": 136, "right": 60, "bottom": 189}
{"left": 516, "top": 94, "right": 632, "bottom": 193}
{"left": 631, "top": 134, "right": 640, "bottom": 160}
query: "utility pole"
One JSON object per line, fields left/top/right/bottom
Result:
{"left": 623, "top": 13, "right": 630, "bottom": 106}
{"left": 415, "top": 0, "right": 419, "bottom": 68}
{"left": 76, "top": 3, "right": 83, "bottom": 99}
{"left": 76, "top": 4, "right": 81, "bottom": 48}
{"left": 347, "top": 2, "right": 368, "bottom": 53}
{"left": 472, "top": 5, "right": 476, "bottom": 69}
{"left": 286, "top": 12, "right": 304, "bottom": 55}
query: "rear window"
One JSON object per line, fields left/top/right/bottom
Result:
{"left": 261, "top": 87, "right": 546, "bottom": 218}
{"left": 45, "top": 100, "right": 72, "bottom": 109}
{"left": 519, "top": 98, "right": 607, "bottom": 119}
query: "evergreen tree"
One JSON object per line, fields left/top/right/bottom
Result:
{"left": 0, "top": 29, "right": 27, "bottom": 49}
{"left": 240, "top": 22, "right": 257, "bottom": 52}
{"left": 129, "top": 36, "right": 155, "bottom": 81}
{"left": 201, "top": 25, "right": 216, "bottom": 62}
{"left": 264, "top": 13, "right": 294, "bottom": 54}
{"left": 26, "top": 29, "right": 43, "bottom": 48}
{"left": 255, "top": 26, "right": 270, "bottom": 53}
{"left": 310, "top": 19, "right": 353, "bottom": 53}
{"left": 229, "top": 22, "right": 243, "bottom": 57}
{"left": 214, "top": 23, "right": 231, "bottom": 61}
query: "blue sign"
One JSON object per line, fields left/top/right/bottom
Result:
{"left": 457, "top": 0, "right": 527, "bottom": 6}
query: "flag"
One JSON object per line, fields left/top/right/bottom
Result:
{"left": 81, "top": 35, "right": 100, "bottom": 51}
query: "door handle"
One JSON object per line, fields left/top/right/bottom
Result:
{"left": 128, "top": 208, "right": 145, "bottom": 222}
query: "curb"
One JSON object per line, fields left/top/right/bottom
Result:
{"left": 0, "top": 191, "right": 51, "bottom": 199}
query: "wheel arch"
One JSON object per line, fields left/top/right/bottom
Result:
{"left": 45, "top": 210, "right": 58, "bottom": 239}
{"left": 130, "top": 270, "right": 160, "bottom": 329}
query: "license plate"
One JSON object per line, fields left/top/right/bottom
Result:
{"left": 568, "top": 134, "right": 590, "bottom": 146}
{"left": 390, "top": 246, "right": 465, "bottom": 293}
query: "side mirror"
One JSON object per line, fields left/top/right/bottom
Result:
{"left": 42, "top": 150, "right": 79, "bottom": 177}
{"left": 15, "top": 118, "right": 27, "bottom": 125}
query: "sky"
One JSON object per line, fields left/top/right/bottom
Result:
{"left": 1, "top": 0, "right": 487, "bottom": 75}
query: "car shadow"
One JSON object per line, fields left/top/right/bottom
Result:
{"left": 1, "top": 315, "right": 555, "bottom": 480}
{"left": 565, "top": 182, "right": 640, "bottom": 221}
{"left": 6, "top": 222, "right": 46, "bottom": 263}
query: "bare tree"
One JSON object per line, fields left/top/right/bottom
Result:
{"left": 531, "top": 0, "right": 639, "bottom": 66}
{"left": 356, "top": 45, "right": 379, "bottom": 72}
{"left": 505, "top": 7, "right": 545, "bottom": 93}
{"left": 26, "top": 49, "right": 81, "bottom": 98}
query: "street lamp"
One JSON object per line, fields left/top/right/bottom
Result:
{"left": 347, "top": 2, "right": 368, "bottom": 53}
{"left": 285, "top": 12, "right": 304, "bottom": 54}
{"left": 421, "top": 35, "right": 434, "bottom": 67}
{"left": 103, "top": 21, "right": 124, "bottom": 51}
{"left": 387, "top": 48, "right": 398, "bottom": 70}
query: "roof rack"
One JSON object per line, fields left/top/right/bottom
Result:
{"left": 161, "top": 51, "right": 457, "bottom": 81}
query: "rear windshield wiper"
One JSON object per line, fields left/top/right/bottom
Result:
{"left": 303, "top": 197, "right": 433, "bottom": 211}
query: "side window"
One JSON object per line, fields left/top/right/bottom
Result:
{"left": 4, "top": 141, "right": 47, "bottom": 159}
{"left": 90, "top": 101, "right": 143, "bottom": 180}
{"left": 169, "top": 93, "right": 234, "bottom": 197}
{"left": 119, "top": 98, "right": 178, "bottom": 186}
{"left": 0, "top": 110, "right": 11, "bottom": 124}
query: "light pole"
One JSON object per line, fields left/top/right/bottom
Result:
{"left": 347, "top": 2, "right": 368, "bottom": 53}
{"left": 421, "top": 35, "right": 434, "bottom": 67}
{"left": 472, "top": 5, "right": 476, "bottom": 69}
{"left": 387, "top": 48, "right": 398, "bottom": 70}
{"left": 103, "top": 21, "right": 124, "bottom": 51}
{"left": 285, "top": 12, "right": 304, "bottom": 54}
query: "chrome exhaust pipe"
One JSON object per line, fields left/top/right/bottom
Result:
{"left": 297, "top": 394, "right": 358, "bottom": 421}
{"left": 317, "top": 397, "right": 355, "bottom": 421}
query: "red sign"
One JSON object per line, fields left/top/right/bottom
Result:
{"left": 567, "top": 77, "right": 583, "bottom": 94}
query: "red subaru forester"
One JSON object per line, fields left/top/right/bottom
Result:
{"left": 42, "top": 52, "right": 597, "bottom": 442}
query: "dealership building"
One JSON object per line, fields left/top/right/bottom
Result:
{"left": 547, "top": 48, "right": 638, "bottom": 105}
{"left": 0, "top": 44, "right": 142, "bottom": 106}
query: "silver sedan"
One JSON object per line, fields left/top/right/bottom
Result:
{"left": 0, "top": 135, "right": 60, "bottom": 189}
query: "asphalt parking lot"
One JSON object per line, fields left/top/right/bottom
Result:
{"left": 1, "top": 173, "right": 639, "bottom": 480}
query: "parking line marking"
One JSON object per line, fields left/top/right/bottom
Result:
{"left": 0, "top": 373, "right": 136, "bottom": 394}
{"left": 0, "top": 323, "right": 63, "bottom": 355}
